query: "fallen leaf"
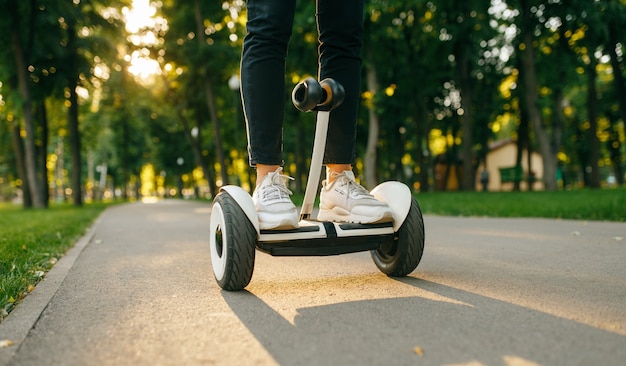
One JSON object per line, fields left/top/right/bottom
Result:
{"left": 0, "top": 339, "right": 14, "bottom": 348}
{"left": 27, "top": 285, "right": 35, "bottom": 292}
{"left": 8, "top": 296, "right": 15, "bottom": 303}
{"left": 413, "top": 346, "right": 424, "bottom": 357}
{"left": 614, "top": 237, "right": 623, "bottom": 241}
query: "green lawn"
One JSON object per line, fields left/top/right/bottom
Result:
{"left": 1, "top": 187, "right": 624, "bottom": 321}
{"left": 0, "top": 202, "right": 109, "bottom": 320}
{"left": 414, "top": 188, "right": 626, "bottom": 222}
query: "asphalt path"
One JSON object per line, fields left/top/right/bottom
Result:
{"left": 0, "top": 199, "right": 625, "bottom": 366}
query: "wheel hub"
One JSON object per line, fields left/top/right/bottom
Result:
{"left": 215, "top": 224, "right": 223, "bottom": 258}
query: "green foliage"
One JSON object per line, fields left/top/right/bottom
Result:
{"left": 0, "top": 0, "right": 625, "bottom": 204}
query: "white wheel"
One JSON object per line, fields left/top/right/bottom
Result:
{"left": 371, "top": 197, "right": 425, "bottom": 276}
{"left": 209, "top": 191, "right": 256, "bottom": 290}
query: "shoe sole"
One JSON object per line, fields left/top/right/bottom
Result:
{"left": 317, "top": 207, "right": 393, "bottom": 224}
{"left": 257, "top": 211, "right": 299, "bottom": 230}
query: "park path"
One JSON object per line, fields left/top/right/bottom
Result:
{"left": 1, "top": 199, "right": 625, "bottom": 365}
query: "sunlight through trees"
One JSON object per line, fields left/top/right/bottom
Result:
{"left": 0, "top": 0, "right": 625, "bottom": 207}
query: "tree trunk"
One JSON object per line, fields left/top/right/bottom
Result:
{"left": 10, "top": 121, "right": 32, "bottom": 207}
{"left": 193, "top": 0, "right": 229, "bottom": 187}
{"left": 455, "top": 41, "right": 475, "bottom": 191}
{"left": 67, "top": 81, "right": 83, "bottom": 205}
{"left": 607, "top": 115, "right": 624, "bottom": 186}
{"left": 179, "top": 111, "right": 217, "bottom": 197}
{"left": 121, "top": 118, "right": 130, "bottom": 200}
{"left": 515, "top": 99, "right": 529, "bottom": 192}
{"left": 416, "top": 97, "right": 431, "bottom": 192}
{"left": 586, "top": 47, "right": 601, "bottom": 189}
{"left": 36, "top": 101, "right": 50, "bottom": 206}
{"left": 67, "top": 21, "right": 83, "bottom": 206}
{"left": 9, "top": 2, "right": 44, "bottom": 207}
{"left": 607, "top": 28, "right": 626, "bottom": 186}
{"left": 608, "top": 26, "right": 626, "bottom": 135}
{"left": 364, "top": 59, "right": 380, "bottom": 190}
{"left": 519, "top": 0, "right": 557, "bottom": 190}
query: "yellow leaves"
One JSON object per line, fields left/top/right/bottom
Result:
{"left": 413, "top": 345, "right": 424, "bottom": 356}
{"left": 361, "top": 90, "right": 374, "bottom": 108}
{"left": 192, "top": 167, "right": 205, "bottom": 182}
{"left": 140, "top": 163, "right": 156, "bottom": 197}
{"left": 304, "top": 32, "right": 316, "bottom": 44}
{"left": 362, "top": 84, "right": 396, "bottom": 108}
{"left": 384, "top": 84, "right": 396, "bottom": 97}
{"left": 401, "top": 153, "right": 412, "bottom": 166}
{"left": 429, "top": 129, "right": 447, "bottom": 156}
{"left": 492, "top": 121, "right": 502, "bottom": 133}
{"left": 499, "top": 74, "right": 517, "bottom": 99}
{"left": 563, "top": 105, "right": 574, "bottom": 118}
{"left": 0, "top": 339, "right": 14, "bottom": 348}
{"left": 569, "top": 27, "right": 586, "bottom": 43}
{"left": 370, "top": 9, "right": 381, "bottom": 23}
{"left": 581, "top": 121, "right": 591, "bottom": 131}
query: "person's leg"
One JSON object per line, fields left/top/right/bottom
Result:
{"left": 316, "top": 0, "right": 365, "bottom": 179}
{"left": 241, "top": 0, "right": 299, "bottom": 229}
{"left": 241, "top": 0, "right": 296, "bottom": 184}
{"left": 316, "top": 0, "right": 392, "bottom": 224}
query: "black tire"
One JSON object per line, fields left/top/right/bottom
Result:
{"left": 209, "top": 191, "right": 256, "bottom": 290}
{"left": 371, "top": 197, "right": 425, "bottom": 276}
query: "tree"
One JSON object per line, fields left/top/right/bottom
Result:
{"left": 4, "top": 2, "right": 46, "bottom": 207}
{"left": 517, "top": 0, "right": 559, "bottom": 190}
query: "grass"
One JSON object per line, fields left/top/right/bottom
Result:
{"left": 414, "top": 188, "right": 626, "bottom": 222}
{"left": 1, "top": 187, "right": 624, "bottom": 321}
{"left": 0, "top": 202, "right": 109, "bottom": 321}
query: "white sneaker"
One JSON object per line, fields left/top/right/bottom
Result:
{"left": 318, "top": 170, "right": 393, "bottom": 224}
{"left": 252, "top": 168, "right": 299, "bottom": 230}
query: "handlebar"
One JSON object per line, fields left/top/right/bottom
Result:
{"left": 292, "top": 78, "right": 345, "bottom": 112}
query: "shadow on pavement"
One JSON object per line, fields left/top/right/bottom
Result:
{"left": 222, "top": 275, "right": 626, "bottom": 366}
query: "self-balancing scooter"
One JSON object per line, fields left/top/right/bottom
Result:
{"left": 209, "top": 78, "right": 425, "bottom": 290}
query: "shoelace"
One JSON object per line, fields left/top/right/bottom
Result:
{"left": 331, "top": 173, "right": 372, "bottom": 199}
{"left": 260, "top": 174, "right": 294, "bottom": 202}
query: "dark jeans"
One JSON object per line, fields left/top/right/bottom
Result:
{"left": 241, "top": 0, "right": 365, "bottom": 166}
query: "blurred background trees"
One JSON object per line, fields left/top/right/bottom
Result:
{"left": 0, "top": 0, "right": 624, "bottom": 208}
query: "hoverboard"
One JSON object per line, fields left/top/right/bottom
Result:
{"left": 209, "top": 78, "right": 425, "bottom": 290}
